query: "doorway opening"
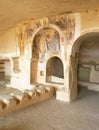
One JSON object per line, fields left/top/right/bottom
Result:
{"left": 73, "top": 33, "right": 99, "bottom": 93}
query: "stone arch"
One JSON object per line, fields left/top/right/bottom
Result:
{"left": 68, "top": 32, "right": 99, "bottom": 101}
{"left": 68, "top": 28, "right": 99, "bottom": 56}
{"left": 32, "top": 24, "right": 63, "bottom": 44}
{"left": 72, "top": 32, "right": 99, "bottom": 55}
{"left": 32, "top": 27, "right": 61, "bottom": 60}
{"left": 30, "top": 24, "right": 63, "bottom": 84}
{"left": 30, "top": 23, "right": 64, "bottom": 59}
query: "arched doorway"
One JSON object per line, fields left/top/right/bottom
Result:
{"left": 46, "top": 56, "right": 64, "bottom": 84}
{"left": 78, "top": 33, "right": 99, "bottom": 91}
{"left": 72, "top": 32, "right": 99, "bottom": 95}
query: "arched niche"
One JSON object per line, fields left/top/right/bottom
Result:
{"left": 46, "top": 56, "right": 64, "bottom": 84}
{"left": 31, "top": 27, "right": 61, "bottom": 84}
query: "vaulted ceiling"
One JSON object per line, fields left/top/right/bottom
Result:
{"left": 0, "top": 0, "right": 99, "bottom": 36}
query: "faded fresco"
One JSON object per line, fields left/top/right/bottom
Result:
{"left": 16, "top": 21, "right": 41, "bottom": 56}
{"left": 32, "top": 28, "right": 60, "bottom": 59}
{"left": 25, "top": 22, "right": 41, "bottom": 38}
{"left": 49, "top": 14, "right": 75, "bottom": 40}
{"left": 16, "top": 14, "right": 75, "bottom": 56}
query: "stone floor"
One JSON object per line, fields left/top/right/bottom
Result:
{"left": 0, "top": 87, "right": 99, "bottom": 130}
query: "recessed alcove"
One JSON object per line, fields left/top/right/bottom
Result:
{"left": 31, "top": 27, "right": 61, "bottom": 84}
{"left": 46, "top": 56, "right": 64, "bottom": 84}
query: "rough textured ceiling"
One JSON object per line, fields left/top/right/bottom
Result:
{"left": 0, "top": 0, "right": 99, "bottom": 36}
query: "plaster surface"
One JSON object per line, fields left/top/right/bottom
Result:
{"left": 0, "top": 0, "right": 99, "bottom": 36}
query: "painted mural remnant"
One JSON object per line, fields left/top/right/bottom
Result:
{"left": 16, "top": 26, "right": 27, "bottom": 56}
{"left": 25, "top": 23, "right": 33, "bottom": 38}
{"left": 49, "top": 14, "right": 75, "bottom": 40}
{"left": 66, "top": 17, "right": 75, "bottom": 40}
{"left": 46, "top": 29, "right": 60, "bottom": 54}
{"left": 16, "top": 21, "right": 41, "bottom": 56}
{"left": 23, "top": 21, "right": 41, "bottom": 38}
{"left": 16, "top": 14, "right": 75, "bottom": 57}
{"left": 32, "top": 28, "right": 60, "bottom": 60}
{"left": 49, "top": 15, "right": 68, "bottom": 30}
